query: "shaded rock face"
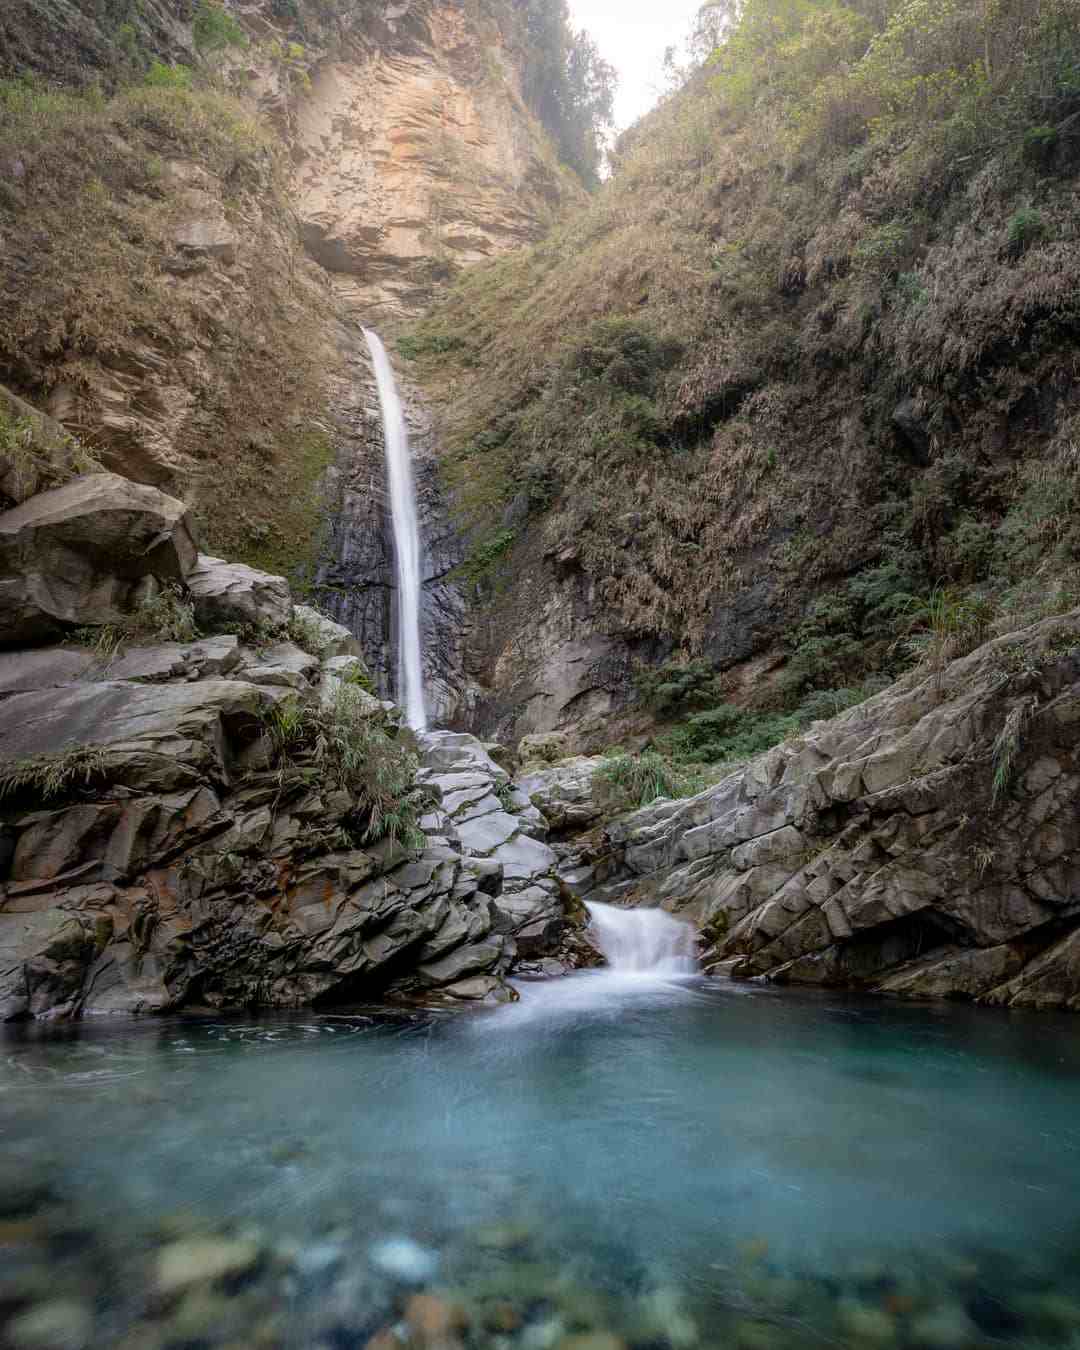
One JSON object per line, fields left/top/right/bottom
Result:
{"left": 0, "top": 659, "right": 569, "bottom": 1021}
{"left": 292, "top": 0, "right": 582, "bottom": 324}
{"left": 558, "top": 609, "right": 1080, "bottom": 1011}
{"left": 0, "top": 473, "right": 198, "bottom": 644}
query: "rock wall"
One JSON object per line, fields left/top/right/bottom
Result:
{"left": 0, "top": 472, "right": 573, "bottom": 1020}
{"left": 290, "top": 0, "right": 584, "bottom": 324}
{"left": 557, "top": 609, "right": 1080, "bottom": 1011}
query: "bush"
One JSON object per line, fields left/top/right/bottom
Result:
{"left": 635, "top": 659, "right": 724, "bottom": 715}
{"left": 193, "top": 1, "right": 248, "bottom": 54}
{"left": 75, "top": 583, "right": 198, "bottom": 656}
{"left": 1005, "top": 207, "right": 1048, "bottom": 259}
{"left": 144, "top": 61, "right": 193, "bottom": 89}
{"left": 595, "top": 750, "right": 685, "bottom": 814}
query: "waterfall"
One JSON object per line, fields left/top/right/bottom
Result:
{"left": 363, "top": 328, "right": 427, "bottom": 731}
{"left": 586, "top": 902, "right": 699, "bottom": 975}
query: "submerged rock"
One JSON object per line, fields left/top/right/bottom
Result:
{"left": 155, "top": 1236, "right": 264, "bottom": 1297}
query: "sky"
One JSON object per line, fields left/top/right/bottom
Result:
{"left": 566, "top": 0, "right": 707, "bottom": 130}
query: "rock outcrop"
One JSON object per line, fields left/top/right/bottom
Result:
{"left": 0, "top": 474, "right": 572, "bottom": 1020}
{"left": 559, "top": 610, "right": 1080, "bottom": 1010}
{"left": 0, "top": 473, "right": 198, "bottom": 644}
{"left": 291, "top": 0, "right": 584, "bottom": 323}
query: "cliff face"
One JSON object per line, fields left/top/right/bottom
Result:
{"left": 292, "top": 0, "right": 583, "bottom": 323}
{"left": 0, "top": 0, "right": 579, "bottom": 699}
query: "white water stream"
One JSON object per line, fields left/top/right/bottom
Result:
{"left": 364, "top": 328, "right": 427, "bottom": 731}
{"left": 586, "top": 900, "right": 700, "bottom": 974}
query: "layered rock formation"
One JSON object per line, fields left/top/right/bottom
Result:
{"left": 557, "top": 610, "right": 1080, "bottom": 1010}
{"left": 291, "top": 0, "right": 583, "bottom": 323}
{"left": 0, "top": 473, "right": 572, "bottom": 1020}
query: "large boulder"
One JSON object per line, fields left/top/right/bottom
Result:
{"left": 185, "top": 555, "right": 292, "bottom": 632}
{"left": 0, "top": 473, "right": 198, "bottom": 644}
{"left": 518, "top": 756, "right": 606, "bottom": 834}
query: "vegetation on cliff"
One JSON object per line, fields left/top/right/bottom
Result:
{"left": 406, "top": 0, "right": 1080, "bottom": 754}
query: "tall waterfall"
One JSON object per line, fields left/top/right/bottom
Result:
{"left": 363, "top": 328, "right": 427, "bottom": 731}
{"left": 586, "top": 901, "right": 699, "bottom": 975}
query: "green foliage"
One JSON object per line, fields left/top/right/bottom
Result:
{"left": 900, "top": 585, "right": 995, "bottom": 678}
{"left": 595, "top": 750, "right": 686, "bottom": 814}
{"left": 635, "top": 659, "right": 725, "bottom": 715}
{"left": 144, "top": 61, "right": 193, "bottom": 89}
{"left": 507, "top": 0, "right": 617, "bottom": 187}
{"left": 457, "top": 528, "right": 516, "bottom": 586}
{"left": 397, "top": 333, "right": 465, "bottom": 361}
{"left": 1005, "top": 206, "right": 1048, "bottom": 258}
{"left": 193, "top": 1, "right": 248, "bottom": 54}
{"left": 0, "top": 402, "right": 102, "bottom": 505}
{"left": 0, "top": 746, "right": 110, "bottom": 805}
{"left": 991, "top": 700, "right": 1031, "bottom": 804}
{"left": 263, "top": 687, "right": 425, "bottom": 850}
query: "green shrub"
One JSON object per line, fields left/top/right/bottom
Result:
{"left": 75, "top": 583, "right": 197, "bottom": 655}
{"left": 595, "top": 750, "right": 684, "bottom": 814}
{"left": 635, "top": 659, "right": 724, "bottom": 715}
{"left": 1005, "top": 207, "right": 1048, "bottom": 259}
{"left": 144, "top": 61, "right": 193, "bottom": 89}
{"left": 193, "top": 1, "right": 248, "bottom": 54}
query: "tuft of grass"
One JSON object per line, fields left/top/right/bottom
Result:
{"left": 193, "top": 1, "right": 248, "bottom": 55}
{"left": 74, "top": 583, "right": 198, "bottom": 655}
{"left": 0, "top": 746, "right": 111, "bottom": 804}
{"left": 262, "top": 687, "right": 426, "bottom": 850}
{"left": 991, "top": 699, "right": 1034, "bottom": 804}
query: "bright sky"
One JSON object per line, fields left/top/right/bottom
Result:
{"left": 567, "top": 0, "right": 706, "bottom": 130}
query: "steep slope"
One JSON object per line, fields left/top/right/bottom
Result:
{"left": 0, "top": 0, "right": 584, "bottom": 615}
{"left": 404, "top": 0, "right": 1080, "bottom": 753}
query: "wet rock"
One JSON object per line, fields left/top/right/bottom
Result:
{"left": 837, "top": 1302, "right": 898, "bottom": 1347}
{"left": 5, "top": 1298, "right": 93, "bottom": 1350}
{"left": 0, "top": 474, "right": 197, "bottom": 644}
{"left": 185, "top": 555, "right": 292, "bottom": 632}
{"left": 909, "top": 1304, "right": 980, "bottom": 1349}
{"left": 155, "top": 1236, "right": 263, "bottom": 1297}
{"left": 405, "top": 1293, "right": 469, "bottom": 1341}
{"left": 369, "top": 1236, "right": 439, "bottom": 1284}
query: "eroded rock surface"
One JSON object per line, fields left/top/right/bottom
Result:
{"left": 559, "top": 610, "right": 1080, "bottom": 1010}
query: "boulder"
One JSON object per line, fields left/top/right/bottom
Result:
{"left": 518, "top": 756, "right": 606, "bottom": 833}
{"left": 0, "top": 473, "right": 198, "bottom": 644}
{"left": 518, "top": 730, "right": 571, "bottom": 768}
{"left": 237, "top": 641, "right": 320, "bottom": 690}
{"left": 185, "top": 555, "right": 292, "bottom": 632}
{"left": 291, "top": 603, "right": 361, "bottom": 658}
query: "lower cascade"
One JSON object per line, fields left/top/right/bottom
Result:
{"left": 363, "top": 327, "right": 427, "bottom": 731}
{"left": 585, "top": 900, "right": 699, "bottom": 975}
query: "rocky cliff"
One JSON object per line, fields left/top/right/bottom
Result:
{"left": 554, "top": 609, "right": 1080, "bottom": 1011}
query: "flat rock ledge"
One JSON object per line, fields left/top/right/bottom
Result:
{"left": 559, "top": 608, "right": 1080, "bottom": 1012}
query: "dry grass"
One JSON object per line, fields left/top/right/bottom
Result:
{"left": 403, "top": 0, "right": 1080, "bottom": 667}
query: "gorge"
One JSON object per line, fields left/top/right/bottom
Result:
{"left": 1, "top": 0, "right": 1080, "bottom": 1346}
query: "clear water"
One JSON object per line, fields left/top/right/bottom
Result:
{"left": 363, "top": 327, "right": 427, "bottom": 731}
{"left": 4, "top": 979, "right": 1080, "bottom": 1348}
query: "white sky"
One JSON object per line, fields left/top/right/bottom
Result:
{"left": 567, "top": 0, "right": 707, "bottom": 130}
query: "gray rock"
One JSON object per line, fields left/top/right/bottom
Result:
{"left": 5, "top": 1298, "right": 93, "bottom": 1350}
{"left": 518, "top": 756, "right": 605, "bottom": 833}
{"left": 0, "top": 645, "right": 97, "bottom": 693}
{"left": 186, "top": 554, "right": 292, "bottom": 632}
{"left": 239, "top": 642, "right": 320, "bottom": 690}
{"left": 0, "top": 473, "right": 197, "bottom": 643}
{"left": 555, "top": 608, "right": 1080, "bottom": 1010}
{"left": 291, "top": 604, "right": 361, "bottom": 658}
